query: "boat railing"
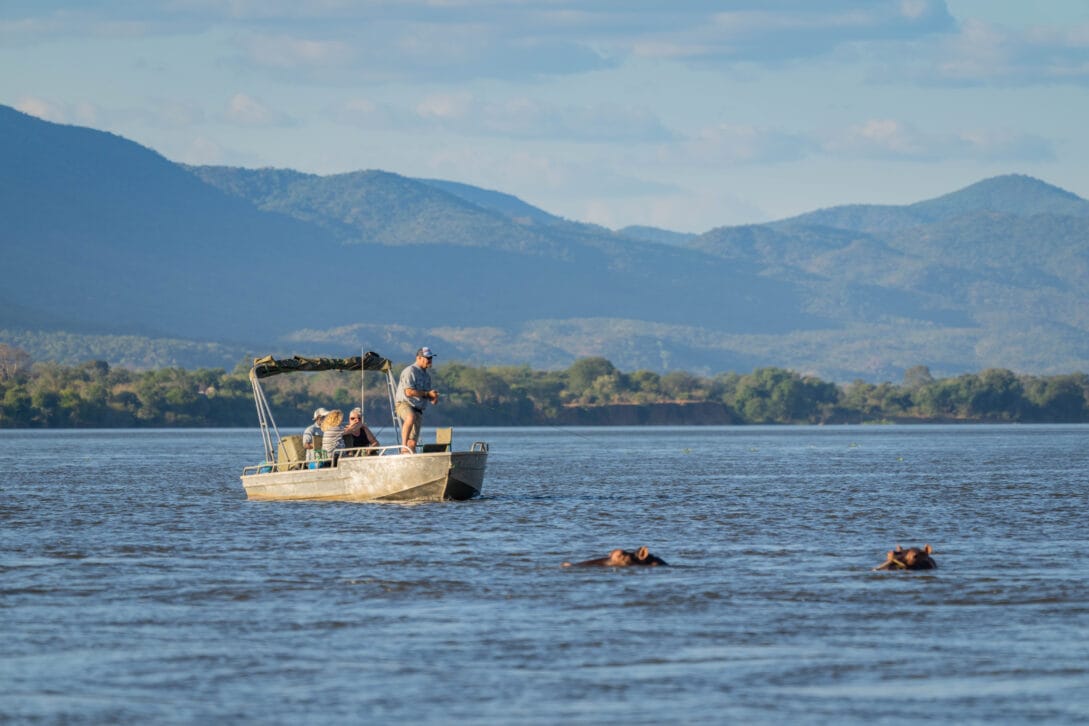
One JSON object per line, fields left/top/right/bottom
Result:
{"left": 242, "top": 441, "right": 488, "bottom": 476}
{"left": 345, "top": 444, "right": 401, "bottom": 458}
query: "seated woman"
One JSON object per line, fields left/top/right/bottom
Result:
{"left": 320, "top": 409, "right": 346, "bottom": 466}
{"left": 342, "top": 407, "right": 379, "bottom": 455}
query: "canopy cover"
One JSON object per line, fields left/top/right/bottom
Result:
{"left": 251, "top": 352, "right": 390, "bottom": 379}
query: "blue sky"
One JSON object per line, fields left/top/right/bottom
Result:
{"left": 2, "top": 1, "right": 1087, "bottom": 233}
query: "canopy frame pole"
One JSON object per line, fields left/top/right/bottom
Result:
{"left": 249, "top": 369, "right": 280, "bottom": 462}
{"left": 385, "top": 367, "right": 401, "bottom": 436}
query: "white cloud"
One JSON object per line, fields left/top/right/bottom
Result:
{"left": 0, "top": 14, "right": 68, "bottom": 44}
{"left": 151, "top": 98, "right": 206, "bottom": 127}
{"left": 15, "top": 96, "right": 98, "bottom": 125}
{"left": 473, "top": 98, "right": 671, "bottom": 142}
{"left": 408, "top": 93, "right": 673, "bottom": 142}
{"left": 670, "top": 123, "right": 813, "bottom": 165}
{"left": 7, "top": 2, "right": 1088, "bottom": 87}
{"left": 182, "top": 134, "right": 229, "bottom": 164}
{"left": 341, "top": 97, "right": 377, "bottom": 115}
{"left": 223, "top": 93, "right": 293, "bottom": 126}
{"left": 899, "top": 0, "right": 933, "bottom": 21}
{"left": 865, "top": 16, "right": 1089, "bottom": 87}
{"left": 0, "top": 6, "right": 193, "bottom": 43}
{"left": 824, "top": 118, "right": 1055, "bottom": 161}
{"left": 423, "top": 145, "right": 573, "bottom": 196}
{"left": 415, "top": 92, "right": 473, "bottom": 121}
{"left": 331, "top": 96, "right": 382, "bottom": 122}
{"left": 163, "top": 133, "right": 267, "bottom": 168}
{"left": 659, "top": 116, "right": 1055, "bottom": 167}
{"left": 828, "top": 118, "right": 926, "bottom": 157}
{"left": 951, "top": 128, "right": 1055, "bottom": 161}
{"left": 15, "top": 96, "right": 64, "bottom": 122}
{"left": 629, "top": 1, "right": 955, "bottom": 66}
{"left": 239, "top": 32, "right": 355, "bottom": 70}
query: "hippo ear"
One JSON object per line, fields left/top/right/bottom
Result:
{"left": 636, "top": 546, "right": 649, "bottom": 561}
{"left": 924, "top": 544, "right": 933, "bottom": 554}
{"left": 894, "top": 544, "right": 903, "bottom": 553}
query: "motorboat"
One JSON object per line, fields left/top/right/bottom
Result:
{"left": 240, "top": 352, "right": 488, "bottom": 502}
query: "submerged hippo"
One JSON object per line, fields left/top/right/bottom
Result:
{"left": 874, "top": 544, "right": 937, "bottom": 571}
{"left": 562, "top": 546, "right": 668, "bottom": 567}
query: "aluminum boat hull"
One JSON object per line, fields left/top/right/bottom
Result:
{"left": 240, "top": 450, "right": 487, "bottom": 502}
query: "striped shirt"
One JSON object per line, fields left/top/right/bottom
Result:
{"left": 321, "top": 427, "right": 344, "bottom": 456}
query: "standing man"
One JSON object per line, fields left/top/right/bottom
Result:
{"left": 303, "top": 407, "right": 329, "bottom": 462}
{"left": 395, "top": 347, "right": 439, "bottom": 453}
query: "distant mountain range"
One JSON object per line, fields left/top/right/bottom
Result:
{"left": 2, "top": 103, "right": 1088, "bottom": 380}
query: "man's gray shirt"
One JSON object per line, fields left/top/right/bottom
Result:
{"left": 395, "top": 365, "right": 432, "bottom": 410}
{"left": 303, "top": 422, "right": 323, "bottom": 460}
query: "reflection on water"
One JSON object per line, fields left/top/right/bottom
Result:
{"left": 2, "top": 425, "right": 1088, "bottom": 723}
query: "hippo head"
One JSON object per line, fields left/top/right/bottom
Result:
{"left": 563, "top": 546, "right": 669, "bottom": 567}
{"left": 875, "top": 544, "right": 937, "bottom": 571}
{"left": 900, "top": 544, "right": 936, "bottom": 569}
{"left": 629, "top": 546, "right": 667, "bottom": 566}
{"left": 605, "top": 548, "right": 633, "bottom": 566}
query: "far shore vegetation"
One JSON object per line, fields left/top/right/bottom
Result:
{"left": 1, "top": 344, "right": 1087, "bottom": 428}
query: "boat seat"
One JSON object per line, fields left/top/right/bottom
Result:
{"left": 421, "top": 427, "right": 452, "bottom": 453}
{"left": 276, "top": 434, "right": 307, "bottom": 471}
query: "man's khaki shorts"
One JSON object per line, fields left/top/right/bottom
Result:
{"left": 396, "top": 401, "right": 423, "bottom": 442}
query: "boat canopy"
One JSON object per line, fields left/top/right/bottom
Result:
{"left": 248, "top": 351, "right": 399, "bottom": 462}
{"left": 251, "top": 352, "right": 390, "bottom": 379}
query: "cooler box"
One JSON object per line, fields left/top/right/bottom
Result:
{"left": 276, "top": 434, "right": 306, "bottom": 471}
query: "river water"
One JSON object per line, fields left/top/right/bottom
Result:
{"left": 2, "top": 425, "right": 1088, "bottom": 724}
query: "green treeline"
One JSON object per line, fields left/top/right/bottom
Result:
{"left": 1, "top": 350, "right": 1088, "bottom": 428}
